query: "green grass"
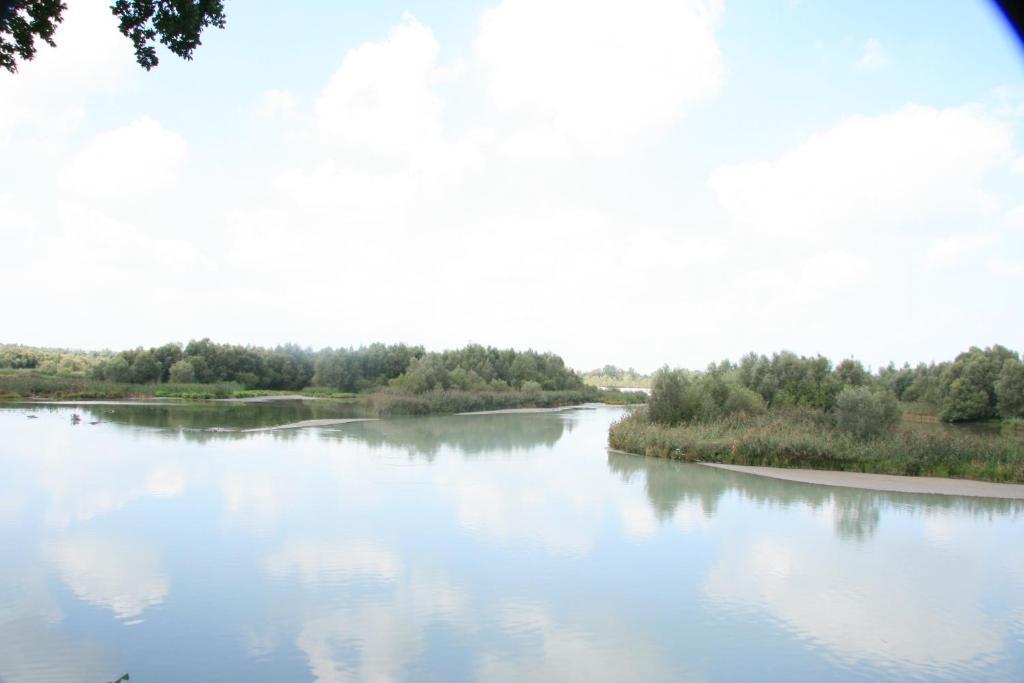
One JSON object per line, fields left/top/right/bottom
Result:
{"left": 609, "top": 408, "right": 1024, "bottom": 483}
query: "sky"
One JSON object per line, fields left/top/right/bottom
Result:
{"left": 1, "top": 0, "right": 1022, "bottom": 373}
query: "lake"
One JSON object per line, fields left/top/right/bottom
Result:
{"left": 2, "top": 401, "right": 1023, "bottom": 682}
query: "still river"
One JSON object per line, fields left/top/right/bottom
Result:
{"left": 1, "top": 401, "right": 1022, "bottom": 682}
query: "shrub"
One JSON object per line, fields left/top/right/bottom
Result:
{"left": 722, "top": 384, "right": 766, "bottom": 416}
{"left": 834, "top": 386, "right": 900, "bottom": 438}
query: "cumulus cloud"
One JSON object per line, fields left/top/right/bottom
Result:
{"left": 477, "top": 0, "right": 723, "bottom": 153}
{"left": 59, "top": 117, "right": 188, "bottom": 199}
{"left": 314, "top": 12, "right": 445, "bottom": 156}
{"left": 709, "top": 105, "right": 1012, "bottom": 236}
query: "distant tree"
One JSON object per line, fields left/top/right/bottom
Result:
{"left": 941, "top": 377, "right": 992, "bottom": 422}
{"left": 835, "top": 358, "right": 868, "bottom": 387}
{"left": 938, "top": 345, "right": 1018, "bottom": 421}
{"left": 647, "top": 368, "right": 690, "bottom": 425}
{"left": 721, "top": 384, "right": 766, "bottom": 416}
{"left": 1, "top": 0, "right": 225, "bottom": 74}
{"left": 168, "top": 359, "right": 194, "bottom": 384}
{"left": 834, "top": 387, "right": 900, "bottom": 439}
{"left": 995, "top": 359, "right": 1024, "bottom": 419}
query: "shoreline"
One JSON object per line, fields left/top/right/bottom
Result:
{"left": 241, "top": 417, "right": 377, "bottom": 432}
{"left": 699, "top": 462, "right": 1024, "bottom": 500}
{"left": 457, "top": 404, "right": 591, "bottom": 416}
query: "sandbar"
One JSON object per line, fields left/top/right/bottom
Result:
{"left": 241, "top": 418, "right": 376, "bottom": 432}
{"left": 700, "top": 463, "right": 1024, "bottom": 500}
{"left": 457, "top": 405, "right": 589, "bottom": 416}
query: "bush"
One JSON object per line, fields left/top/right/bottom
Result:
{"left": 722, "top": 384, "right": 766, "bottom": 416}
{"left": 834, "top": 386, "right": 900, "bottom": 438}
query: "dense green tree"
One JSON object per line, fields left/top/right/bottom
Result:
{"left": 938, "top": 345, "right": 1018, "bottom": 421}
{"left": 1, "top": 0, "right": 225, "bottom": 73}
{"left": 647, "top": 368, "right": 691, "bottom": 425}
{"left": 835, "top": 358, "right": 868, "bottom": 387}
{"left": 168, "top": 359, "right": 195, "bottom": 383}
{"left": 995, "top": 359, "right": 1024, "bottom": 419}
{"left": 942, "top": 378, "right": 992, "bottom": 422}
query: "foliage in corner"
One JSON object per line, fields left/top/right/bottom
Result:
{"left": 0, "top": 0, "right": 66, "bottom": 73}
{"left": 111, "top": 0, "right": 225, "bottom": 70}
{"left": 0, "top": 0, "right": 224, "bottom": 73}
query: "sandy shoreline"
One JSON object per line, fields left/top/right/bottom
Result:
{"left": 700, "top": 463, "right": 1024, "bottom": 500}
{"left": 215, "top": 394, "right": 320, "bottom": 403}
{"left": 241, "top": 418, "right": 376, "bottom": 432}
{"left": 457, "top": 405, "right": 589, "bottom": 416}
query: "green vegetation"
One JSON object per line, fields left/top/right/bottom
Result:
{"left": 876, "top": 345, "right": 1022, "bottom": 422}
{"left": 368, "top": 387, "right": 600, "bottom": 416}
{"left": 0, "top": 339, "right": 638, "bottom": 414}
{"left": 609, "top": 345, "right": 1024, "bottom": 483}
{"left": 582, "top": 365, "right": 651, "bottom": 389}
{"left": 2, "top": 1, "right": 226, "bottom": 74}
{"left": 610, "top": 409, "right": 1024, "bottom": 483}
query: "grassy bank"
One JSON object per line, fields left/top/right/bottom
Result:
{"left": 609, "top": 408, "right": 1024, "bottom": 483}
{"left": 0, "top": 370, "right": 633, "bottom": 415}
{"left": 0, "top": 371, "right": 351, "bottom": 400}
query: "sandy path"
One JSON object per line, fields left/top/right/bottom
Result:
{"left": 700, "top": 463, "right": 1024, "bottom": 500}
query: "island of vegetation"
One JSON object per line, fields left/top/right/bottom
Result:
{"left": 0, "top": 340, "right": 645, "bottom": 414}
{"left": 609, "top": 345, "right": 1024, "bottom": 484}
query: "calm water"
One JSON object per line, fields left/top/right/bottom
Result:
{"left": 1, "top": 401, "right": 1023, "bottom": 682}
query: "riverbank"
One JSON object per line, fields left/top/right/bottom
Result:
{"left": 0, "top": 371, "right": 638, "bottom": 417}
{"left": 608, "top": 409, "right": 1024, "bottom": 484}
{"left": 700, "top": 463, "right": 1024, "bottom": 499}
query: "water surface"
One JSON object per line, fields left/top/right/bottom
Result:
{"left": 1, "top": 402, "right": 1022, "bottom": 682}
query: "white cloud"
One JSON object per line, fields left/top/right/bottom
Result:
{"left": 1006, "top": 205, "right": 1024, "bottom": 230}
{"left": 313, "top": 12, "right": 445, "bottom": 156}
{"left": 855, "top": 38, "right": 888, "bottom": 70}
{"left": 709, "top": 105, "right": 1013, "bottom": 237}
{"left": 1011, "top": 155, "right": 1024, "bottom": 174}
{"left": 704, "top": 533, "right": 1020, "bottom": 673}
{"left": 277, "top": 161, "right": 417, "bottom": 214}
{"left": 0, "top": 0, "right": 134, "bottom": 148}
{"left": 45, "top": 535, "right": 168, "bottom": 620}
{"left": 988, "top": 255, "right": 1023, "bottom": 277}
{"left": 258, "top": 89, "right": 298, "bottom": 120}
{"left": 477, "top": 0, "right": 723, "bottom": 153}
{"left": 59, "top": 117, "right": 187, "bottom": 199}
{"left": 799, "top": 250, "right": 872, "bottom": 294}
{"left": 926, "top": 233, "right": 997, "bottom": 269}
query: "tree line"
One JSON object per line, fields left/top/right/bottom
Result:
{"left": 1, "top": 339, "right": 585, "bottom": 394}
{"left": 646, "top": 344, "right": 1024, "bottom": 428}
